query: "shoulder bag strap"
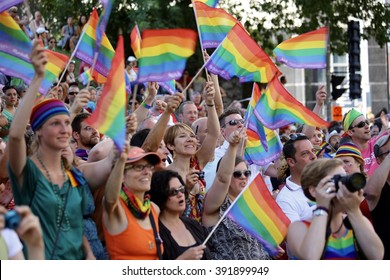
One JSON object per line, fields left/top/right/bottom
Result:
{"left": 149, "top": 210, "right": 163, "bottom": 260}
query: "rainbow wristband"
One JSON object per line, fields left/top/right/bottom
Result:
{"left": 141, "top": 101, "right": 152, "bottom": 109}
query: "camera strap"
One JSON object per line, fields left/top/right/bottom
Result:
{"left": 149, "top": 210, "right": 163, "bottom": 260}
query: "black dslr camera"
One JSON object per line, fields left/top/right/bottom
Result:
{"left": 197, "top": 171, "right": 205, "bottom": 180}
{"left": 4, "top": 210, "right": 21, "bottom": 230}
{"left": 332, "top": 173, "right": 366, "bottom": 192}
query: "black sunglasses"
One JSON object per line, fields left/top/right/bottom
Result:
{"left": 168, "top": 186, "right": 185, "bottom": 197}
{"left": 233, "top": 170, "right": 251, "bottom": 179}
{"left": 68, "top": 91, "right": 78, "bottom": 95}
{"left": 223, "top": 119, "right": 245, "bottom": 127}
{"left": 350, "top": 120, "right": 369, "bottom": 129}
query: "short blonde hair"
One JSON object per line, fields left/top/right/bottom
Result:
{"left": 301, "top": 158, "right": 343, "bottom": 201}
{"left": 163, "top": 123, "right": 195, "bottom": 149}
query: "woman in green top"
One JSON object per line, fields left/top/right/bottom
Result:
{"left": 7, "top": 41, "right": 94, "bottom": 260}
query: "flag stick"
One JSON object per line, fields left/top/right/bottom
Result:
{"left": 202, "top": 175, "right": 255, "bottom": 245}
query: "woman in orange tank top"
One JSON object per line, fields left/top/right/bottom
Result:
{"left": 102, "top": 145, "right": 163, "bottom": 260}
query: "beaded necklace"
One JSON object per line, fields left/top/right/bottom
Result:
{"left": 120, "top": 184, "right": 151, "bottom": 219}
{"left": 36, "top": 153, "right": 71, "bottom": 231}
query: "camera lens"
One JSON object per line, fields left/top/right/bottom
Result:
{"left": 345, "top": 173, "right": 366, "bottom": 192}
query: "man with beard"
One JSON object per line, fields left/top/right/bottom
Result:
{"left": 72, "top": 112, "right": 100, "bottom": 160}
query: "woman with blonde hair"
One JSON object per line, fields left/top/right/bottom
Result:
{"left": 8, "top": 41, "right": 94, "bottom": 259}
{"left": 287, "top": 158, "right": 383, "bottom": 259}
{"left": 163, "top": 82, "right": 220, "bottom": 222}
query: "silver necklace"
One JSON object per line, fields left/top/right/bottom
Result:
{"left": 36, "top": 153, "right": 70, "bottom": 231}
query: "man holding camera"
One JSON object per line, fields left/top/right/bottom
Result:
{"left": 365, "top": 134, "right": 390, "bottom": 259}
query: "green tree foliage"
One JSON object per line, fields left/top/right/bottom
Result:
{"left": 221, "top": 0, "right": 390, "bottom": 55}
{"left": 25, "top": 0, "right": 390, "bottom": 64}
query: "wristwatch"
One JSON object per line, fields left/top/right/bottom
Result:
{"left": 313, "top": 208, "right": 328, "bottom": 217}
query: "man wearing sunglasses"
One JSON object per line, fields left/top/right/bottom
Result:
{"left": 343, "top": 108, "right": 388, "bottom": 176}
{"left": 203, "top": 108, "right": 277, "bottom": 191}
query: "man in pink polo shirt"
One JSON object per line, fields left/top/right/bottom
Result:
{"left": 342, "top": 108, "right": 388, "bottom": 176}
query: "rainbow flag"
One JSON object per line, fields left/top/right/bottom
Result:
{"left": 273, "top": 27, "right": 328, "bottom": 69}
{"left": 227, "top": 174, "right": 290, "bottom": 256}
{"left": 196, "top": 0, "right": 219, "bottom": 7}
{"left": 137, "top": 28, "right": 197, "bottom": 83}
{"left": 86, "top": 35, "right": 126, "bottom": 152}
{"left": 159, "top": 80, "right": 176, "bottom": 95}
{"left": 0, "top": 1, "right": 24, "bottom": 13}
{"left": 0, "top": 50, "right": 68, "bottom": 95}
{"left": 244, "top": 84, "right": 282, "bottom": 165}
{"left": 244, "top": 83, "right": 282, "bottom": 166}
{"left": 254, "top": 76, "right": 329, "bottom": 130}
{"left": 75, "top": 8, "right": 115, "bottom": 77}
{"left": 0, "top": 11, "right": 32, "bottom": 61}
{"left": 206, "top": 23, "right": 278, "bottom": 83}
{"left": 96, "top": 0, "right": 114, "bottom": 51}
{"left": 193, "top": 1, "right": 238, "bottom": 49}
{"left": 78, "top": 69, "right": 108, "bottom": 85}
{"left": 130, "top": 24, "right": 141, "bottom": 59}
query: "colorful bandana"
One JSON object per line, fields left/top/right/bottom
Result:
{"left": 120, "top": 185, "right": 151, "bottom": 219}
{"left": 30, "top": 99, "right": 69, "bottom": 131}
{"left": 343, "top": 108, "right": 363, "bottom": 132}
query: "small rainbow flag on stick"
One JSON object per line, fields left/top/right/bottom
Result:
{"left": 205, "top": 23, "right": 278, "bottom": 83}
{"left": 227, "top": 174, "right": 290, "bottom": 256}
{"left": 244, "top": 83, "right": 282, "bottom": 166}
{"left": 130, "top": 24, "right": 141, "bottom": 59}
{"left": 273, "top": 27, "right": 328, "bottom": 69}
{"left": 86, "top": 35, "right": 126, "bottom": 152}
{"left": 75, "top": 8, "right": 115, "bottom": 77}
{"left": 193, "top": 1, "right": 238, "bottom": 49}
{"left": 137, "top": 28, "right": 197, "bottom": 83}
{"left": 254, "top": 76, "right": 329, "bottom": 129}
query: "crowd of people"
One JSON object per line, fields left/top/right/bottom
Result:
{"left": 0, "top": 6, "right": 389, "bottom": 261}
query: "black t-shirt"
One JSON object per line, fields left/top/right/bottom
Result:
{"left": 370, "top": 182, "right": 390, "bottom": 260}
{"left": 159, "top": 216, "right": 211, "bottom": 260}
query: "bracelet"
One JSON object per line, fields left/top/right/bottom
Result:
{"left": 313, "top": 206, "right": 329, "bottom": 217}
{"left": 141, "top": 101, "right": 153, "bottom": 109}
{"left": 206, "top": 103, "right": 215, "bottom": 107}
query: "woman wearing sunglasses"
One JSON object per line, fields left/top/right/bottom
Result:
{"left": 102, "top": 145, "right": 163, "bottom": 260}
{"left": 202, "top": 129, "right": 271, "bottom": 260}
{"left": 287, "top": 158, "right": 383, "bottom": 260}
{"left": 149, "top": 170, "right": 210, "bottom": 260}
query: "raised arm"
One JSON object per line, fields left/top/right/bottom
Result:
{"left": 203, "top": 51, "right": 224, "bottom": 116}
{"left": 103, "top": 143, "right": 128, "bottom": 215}
{"left": 365, "top": 152, "right": 390, "bottom": 210}
{"left": 196, "top": 81, "right": 220, "bottom": 168}
{"left": 8, "top": 41, "right": 47, "bottom": 186}
{"left": 141, "top": 92, "right": 183, "bottom": 153}
{"left": 301, "top": 85, "right": 326, "bottom": 137}
{"left": 202, "top": 129, "right": 243, "bottom": 227}
{"left": 133, "top": 82, "right": 158, "bottom": 128}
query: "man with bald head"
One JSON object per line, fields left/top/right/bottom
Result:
{"left": 192, "top": 117, "right": 208, "bottom": 147}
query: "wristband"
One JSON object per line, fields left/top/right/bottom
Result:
{"left": 141, "top": 101, "right": 152, "bottom": 109}
{"left": 313, "top": 206, "right": 329, "bottom": 217}
{"left": 206, "top": 103, "right": 215, "bottom": 107}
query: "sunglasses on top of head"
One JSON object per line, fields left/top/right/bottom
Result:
{"left": 350, "top": 120, "right": 369, "bottom": 129}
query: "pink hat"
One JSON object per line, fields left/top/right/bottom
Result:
{"left": 126, "top": 147, "right": 161, "bottom": 165}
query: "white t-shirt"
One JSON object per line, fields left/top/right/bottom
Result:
{"left": 1, "top": 229, "right": 23, "bottom": 259}
{"left": 276, "top": 176, "right": 316, "bottom": 223}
